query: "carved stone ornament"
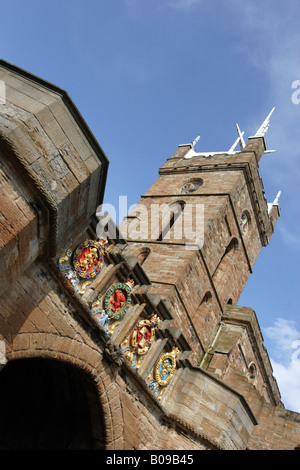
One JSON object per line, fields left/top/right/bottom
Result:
{"left": 240, "top": 211, "right": 249, "bottom": 235}
{"left": 120, "top": 314, "right": 161, "bottom": 370}
{"left": 58, "top": 238, "right": 108, "bottom": 294}
{"left": 154, "top": 347, "right": 180, "bottom": 387}
{"left": 73, "top": 239, "right": 106, "bottom": 279}
{"left": 180, "top": 179, "right": 203, "bottom": 194}
{"left": 90, "top": 294, "right": 120, "bottom": 336}
{"left": 104, "top": 340, "right": 125, "bottom": 367}
{"left": 103, "top": 279, "right": 134, "bottom": 320}
{"left": 130, "top": 315, "right": 160, "bottom": 355}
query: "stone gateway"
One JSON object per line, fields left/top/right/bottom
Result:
{"left": 0, "top": 60, "right": 299, "bottom": 450}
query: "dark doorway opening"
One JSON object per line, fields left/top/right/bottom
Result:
{"left": 0, "top": 358, "right": 105, "bottom": 450}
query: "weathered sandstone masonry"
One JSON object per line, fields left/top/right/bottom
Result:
{"left": 0, "top": 60, "right": 299, "bottom": 450}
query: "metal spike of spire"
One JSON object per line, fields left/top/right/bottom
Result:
{"left": 191, "top": 134, "right": 201, "bottom": 148}
{"left": 184, "top": 108, "right": 276, "bottom": 159}
{"left": 236, "top": 123, "right": 246, "bottom": 149}
{"left": 255, "top": 107, "right": 275, "bottom": 138}
{"left": 273, "top": 190, "right": 281, "bottom": 205}
{"left": 228, "top": 129, "right": 245, "bottom": 153}
{"left": 268, "top": 190, "right": 281, "bottom": 213}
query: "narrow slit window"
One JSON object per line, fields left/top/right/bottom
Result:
{"left": 157, "top": 202, "right": 184, "bottom": 241}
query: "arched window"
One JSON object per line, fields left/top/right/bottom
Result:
{"left": 157, "top": 201, "right": 185, "bottom": 241}
{"left": 136, "top": 247, "right": 150, "bottom": 265}
{"left": 212, "top": 237, "right": 240, "bottom": 306}
{"left": 225, "top": 237, "right": 239, "bottom": 254}
{"left": 212, "top": 237, "right": 239, "bottom": 278}
{"left": 201, "top": 291, "right": 212, "bottom": 305}
{"left": 247, "top": 362, "right": 257, "bottom": 384}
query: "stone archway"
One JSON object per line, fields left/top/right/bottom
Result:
{"left": 0, "top": 358, "right": 106, "bottom": 450}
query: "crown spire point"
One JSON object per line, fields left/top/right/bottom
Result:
{"left": 236, "top": 123, "right": 246, "bottom": 149}
{"left": 268, "top": 190, "right": 281, "bottom": 214}
{"left": 273, "top": 190, "right": 281, "bottom": 205}
{"left": 254, "top": 107, "right": 275, "bottom": 138}
{"left": 191, "top": 134, "right": 201, "bottom": 148}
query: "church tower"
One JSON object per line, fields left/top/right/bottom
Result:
{"left": 120, "top": 113, "right": 281, "bottom": 375}
{"left": 2, "top": 61, "right": 300, "bottom": 450}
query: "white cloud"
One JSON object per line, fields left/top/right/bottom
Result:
{"left": 277, "top": 223, "right": 300, "bottom": 249}
{"left": 233, "top": 2, "right": 300, "bottom": 413}
{"left": 226, "top": 1, "right": 300, "bottom": 138}
{"left": 271, "top": 358, "right": 300, "bottom": 412}
{"left": 263, "top": 318, "right": 300, "bottom": 411}
{"left": 264, "top": 318, "right": 300, "bottom": 358}
{"left": 228, "top": 1, "right": 300, "bottom": 257}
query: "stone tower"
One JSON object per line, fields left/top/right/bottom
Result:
{"left": 119, "top": 126, "right": 282, "bottom": 403}
{"left": 1, "top": 61, "right": 300, "bottom": 451}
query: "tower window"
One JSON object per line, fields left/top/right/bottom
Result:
{"left": 247, "top": 362, "right": 257, "bottom": 383}
{"left": 240, "top": 210, "right": 251, "bottom": 235}
{"left": 136, "top": 247, "right": 150, "bottom": 265}
{"left": 180, "top": 178, "right": 203, "bottom": 194}
{"left": 202, "top": 291, "right": 212, "bottom": 305}
{"left": 225, "top": 237, "right": 239, "bottom": 254}
{"left": 157, "top": 201, "right": 185, "bottom": 241}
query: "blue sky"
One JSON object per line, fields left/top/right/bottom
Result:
{"left": 1, "top": 0, "right": 300, "bottom": 411}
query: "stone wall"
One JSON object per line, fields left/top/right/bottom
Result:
{"left": 0, "top": 61, "right": 300, "bottom": 451}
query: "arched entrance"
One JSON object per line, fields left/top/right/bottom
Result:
{"left": 0, "top": 358, "right": 105, "bottom": 450}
